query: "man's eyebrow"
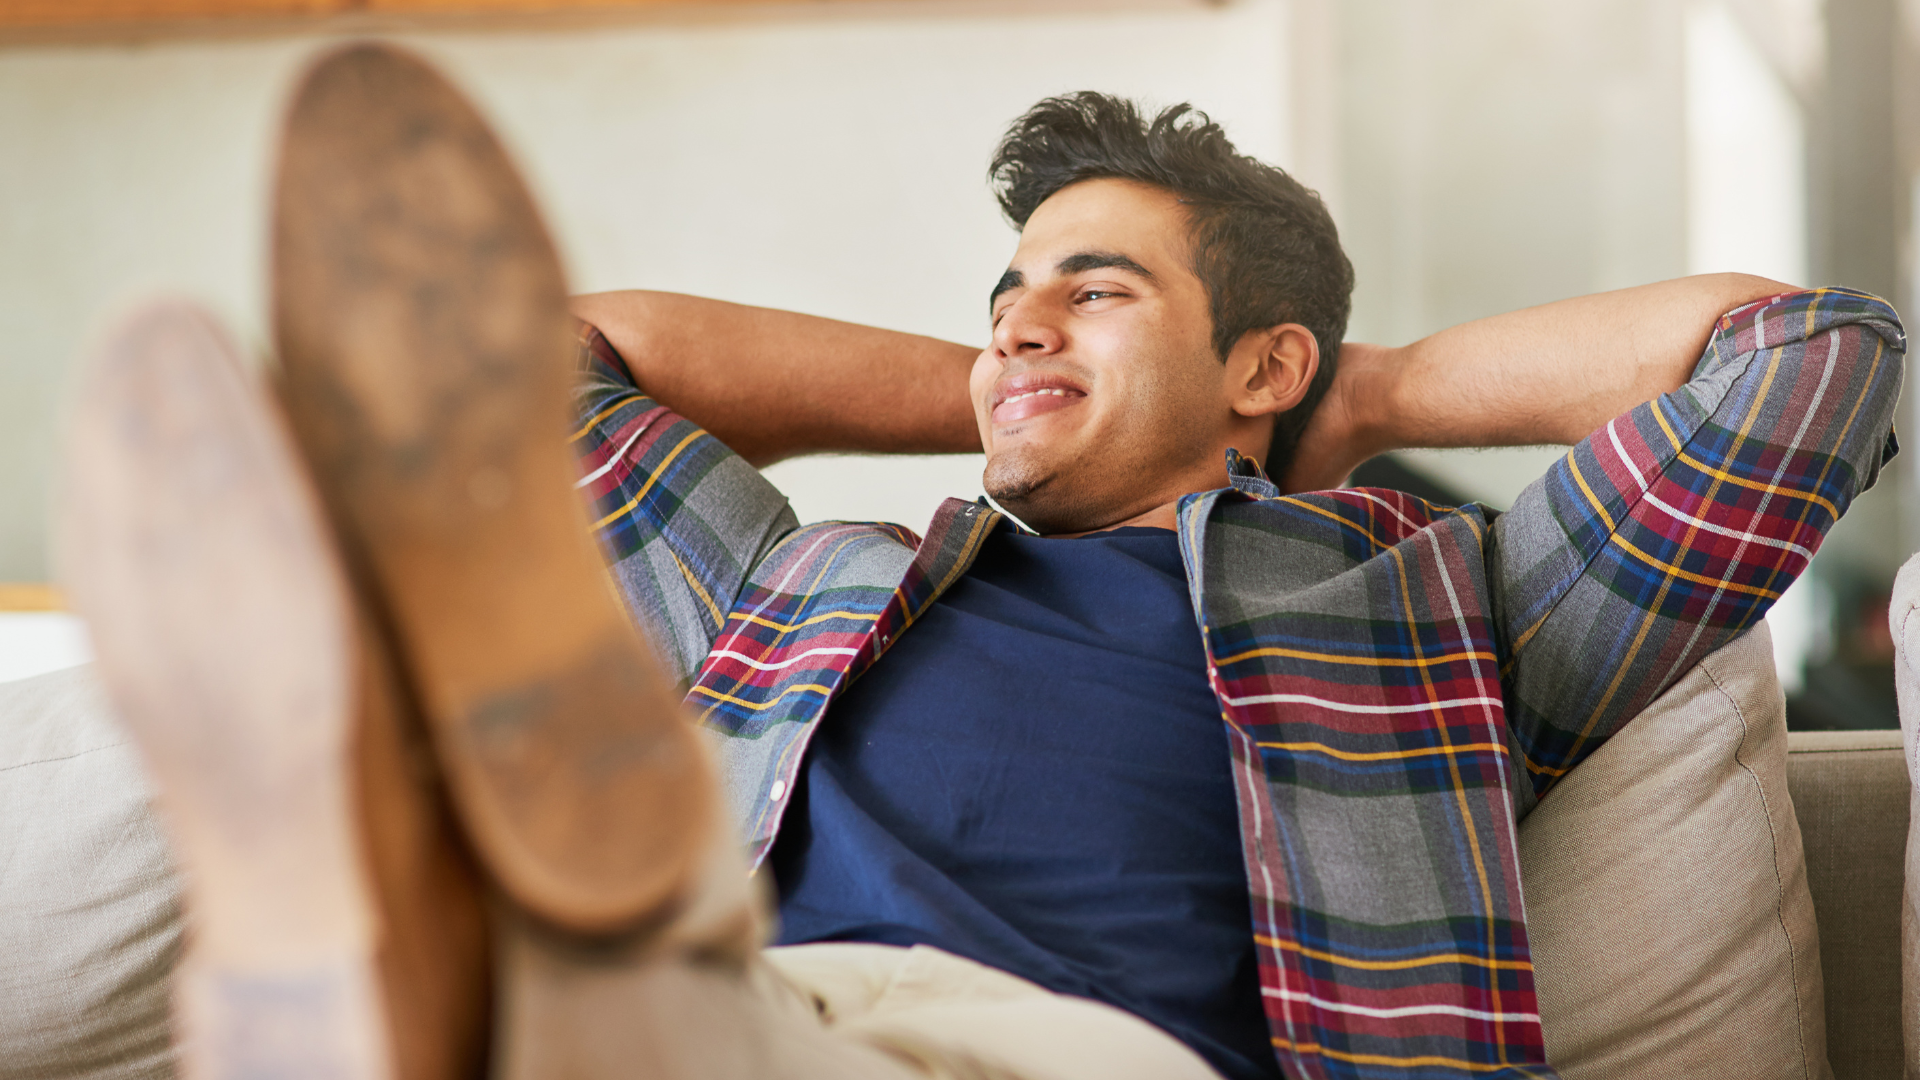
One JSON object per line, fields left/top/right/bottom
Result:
{"left": 989, "top": 269, "right": 1024, "bottom": 310}
{"left": 988, "top": 251, "right": 1155, "bottom": 313}
{"left": 1056, "top": 250, "right": 1157, "bottom": 281}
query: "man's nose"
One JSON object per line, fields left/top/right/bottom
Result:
{"left": 991, "top": 295, "right": 1065, "bottom": 357}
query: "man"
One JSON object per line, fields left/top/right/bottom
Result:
{"left": 37, "top": 42, "right": 1905, "bottom": 1080}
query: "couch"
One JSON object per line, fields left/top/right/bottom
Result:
{"left": 2, "top": 584, "right": 1917, "bottom": 1079}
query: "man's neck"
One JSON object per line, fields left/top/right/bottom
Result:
{"left": 1044, "top": 499, "right": 1180, "bottom": 538}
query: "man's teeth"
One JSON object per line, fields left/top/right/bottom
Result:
{"left": 1003, "top": 388, "right": 1076, "bottom": 405}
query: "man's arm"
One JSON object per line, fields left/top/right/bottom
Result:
{"left": 569, "top": 291, "right": 981, "bottom": 466}
{"left": 569, "top": 325, "right": 798, "bottom": 682}
{"left": 1475, "top": 287, "right": 1901, "bottom": 810}
{"left": 1283, "top": 273, "right": 1796, "bottom": 492}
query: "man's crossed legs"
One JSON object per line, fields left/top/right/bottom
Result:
{"left": 45, "top": 43, "right": 1220, "bottom": 1080}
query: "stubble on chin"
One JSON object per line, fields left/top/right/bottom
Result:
{"left": 983, "top": 447, "right": 1100, "bottom": 536}
{"left": 982, "top": 447, "right": 1049, "bottom": 507}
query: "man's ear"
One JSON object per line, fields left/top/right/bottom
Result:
{"left": 1227, "top": 324, "right": 1319, "bottom": 419}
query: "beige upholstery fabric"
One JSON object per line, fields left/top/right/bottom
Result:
{"left": 0, "top": 664, "right": 179, "bottom": 1080}
{"left": 1786, "top": 729, "right": 1907, "bottom": 1080}
{"left": 1519, "top": 621, "right": 1831, "bottom": 1080}
{"left": 1891, "top": 554, "right": 1920, "bottom": 1080}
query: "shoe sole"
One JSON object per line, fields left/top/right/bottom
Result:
{"left": 57, "top": 300, "right": 488, "bottom": 1080}
{"left": 270, "top": 42, "right": 715, "bottom": 937}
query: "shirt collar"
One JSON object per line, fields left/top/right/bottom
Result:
{"left": 1224, "top": 447, "right": 1279, "bottom": 498}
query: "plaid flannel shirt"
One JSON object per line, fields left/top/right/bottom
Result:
{"left": 571, "top": 288, "right": 1904, "bottom": 1079}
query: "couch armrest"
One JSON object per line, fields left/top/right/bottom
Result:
{"left": 1890, "top": 555, "right": 1920, "bottom": 1079}
{"left": 1786, "top": 729, "right": 1907, "bottom": 1080}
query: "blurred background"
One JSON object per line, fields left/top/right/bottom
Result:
{"left": 0, "top": 0, "right": 1911, "bottom": 726}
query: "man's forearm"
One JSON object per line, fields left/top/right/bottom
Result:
{"left": 569, "top": 291, "right": 981, "bottom": 466}
{"left": 1343, "top": 273, "right": 1796, "bottom": 459}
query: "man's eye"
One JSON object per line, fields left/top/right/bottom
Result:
{"left": 1079, "top": 289, "right": 1120, "bottom": 303}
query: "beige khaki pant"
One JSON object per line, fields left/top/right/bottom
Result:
{"left": 0, "top": 664, "right": 1221, "bottom": 1080}
{"left": 501, "top": 932, "right": 1223, "bottom": 1080}
{"left": 767, "top": 941, "right": 1217, "bottom": 1080}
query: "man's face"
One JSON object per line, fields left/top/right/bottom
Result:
{"left": 972, "top": 178, "right": 1251, "bottom": 536}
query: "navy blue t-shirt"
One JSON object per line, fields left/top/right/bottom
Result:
{"left": 769, "top": 525, "right": 1279, "bottom": 1080}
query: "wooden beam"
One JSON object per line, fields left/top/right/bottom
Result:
{"left": 3, "top": 0, "right": 350, "bottom": 27}
{"left": 0, "top": 584, "right": 65, "bottom": 612}
{"left": 0, "top": 0, "right": 831, "bottom": 31}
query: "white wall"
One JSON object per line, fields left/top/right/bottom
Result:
{"left": 0, "top": 0, "right": 1293, "bottom": 583}
{"left": 1685, "top": 4, "right": 1809, "bottom": 284}
{"left": 1335, "top": 0, "right": 1689, "bottom": 508}
{"left": 11, "top": 0, "right": 1897, "bottom": 693}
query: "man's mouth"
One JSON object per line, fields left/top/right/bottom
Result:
{"left": 991, "top": 377, "right": 1087, "bottom": 425}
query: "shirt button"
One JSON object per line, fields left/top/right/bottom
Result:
{"left": 769, "top": 779, "right": 788, "bottom": 801}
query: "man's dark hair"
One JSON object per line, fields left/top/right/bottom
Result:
{"left": 989, "top": 92, "right": 1354, "bottom": 476}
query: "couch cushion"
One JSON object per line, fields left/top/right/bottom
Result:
{"left": 0, "top": 664, "right": 179, "bottom": 1080}
{"left": 1519, "top": 621, "right": 1830, "bottom": 1079}
{"left": 1786, "top": 729, "right": 1906, "bottom": 1080}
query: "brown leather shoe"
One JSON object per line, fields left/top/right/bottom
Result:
{"left": 270, "top": 42, "right": 717, "bottom": 938}
{"left": 57, "top": 301, "right": 491, "bottom": 1080}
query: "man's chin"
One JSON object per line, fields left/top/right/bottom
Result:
{"left": 982, "top": 453, "right": 1033, "bottom": 499}
{"left": 983, "top": 455, "right": 1105, "bottom": 536}
{"left": 983, "top": 452, "right": 1061, "bottom": 527}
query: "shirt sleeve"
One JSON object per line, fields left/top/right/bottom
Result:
{"left": 1488, "top": 288, "right": 1905, "bottom": 812}
{"left": 571, "top": 322, "right": 799, "bottom": 687}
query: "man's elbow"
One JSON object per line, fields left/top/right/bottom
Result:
{"left": 569, "top": 290, "right": 673, "bottom": 389}
{"left": 1701, "top": 271, "right": 1800, "bottom": 311}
